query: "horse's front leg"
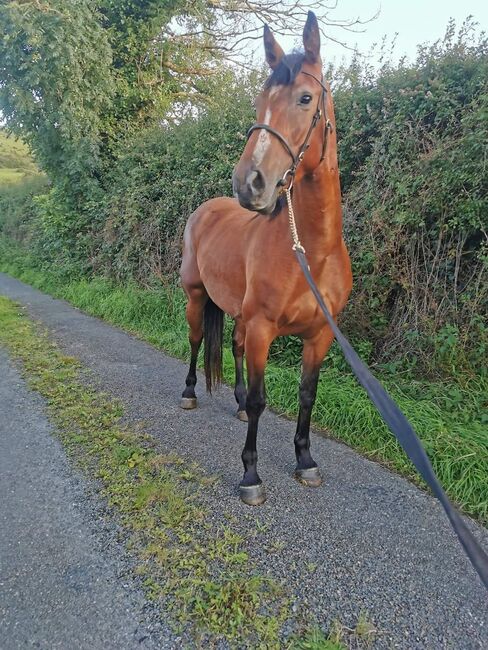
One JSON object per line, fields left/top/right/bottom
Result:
{"left": 239, "top": 320, "right": 273, "bottom": 506}
{"left": 294, "top": 326, "right": 334, "bottom": 487}
{"left": 232, "top": 319, "right": 248, "bottom": 422}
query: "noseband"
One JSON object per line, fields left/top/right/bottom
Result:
{"left": 246, "top": 71, "right": 332, "bottom": 187}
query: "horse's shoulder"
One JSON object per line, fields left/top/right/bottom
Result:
{"left": 190, "top": 197, "right": 253, "bottom": 227}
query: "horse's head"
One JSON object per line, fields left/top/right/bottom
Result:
{"left": 233, "top": 11, "right": 327, "bottom": 214}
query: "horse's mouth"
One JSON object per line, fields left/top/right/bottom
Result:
{"left": 234, "top": 182, "right": 281, "bottom": 215}
{"left": 254, "top": 201, "right": 276, "bottom": 215}
{"left": 237, "top": 195, "right": 276, "bottom": 215}
{"left": 253, "top": 184, "right": 283, "bottom": 215}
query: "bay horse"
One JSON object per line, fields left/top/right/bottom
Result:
{"left": 180, "top": 11, "right": 352, "bottom": 505}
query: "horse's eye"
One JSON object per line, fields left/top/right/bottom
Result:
{"left": 300, "top": 94, "right": 312, "bottom": 105}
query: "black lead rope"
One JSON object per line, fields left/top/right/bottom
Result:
{"left": 294, "top": 248, "right": 488, "bottom": 591}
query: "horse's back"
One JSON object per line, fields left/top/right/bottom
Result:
{"left": 184, "top": 197, "right": 253, "bottom": 240}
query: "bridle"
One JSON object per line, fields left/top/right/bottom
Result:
{"left": 246, "top": 71, "right": 332, "bottom": 189}
{"left": 246, "top": 71, "right": 332, "bottom": 252}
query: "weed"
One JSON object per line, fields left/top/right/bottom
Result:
{"left": 354, "top": 611, "right": 377, "bottom": 647}
{"left": 288, "top": 625, "right": 345, "bottom": 649}
{"left": 254, "top": 518, "right": 269, "bottom": 534}
{"left": 267, "top": 539, "right": 286, "bottom": 554}
{"left": 325, "top": 612, "right": 377, "bottom": 649}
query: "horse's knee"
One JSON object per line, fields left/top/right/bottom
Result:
{"left": 232, "top": 339, "right": 244, "bottom": 358}
{"left": 189, "top": 332, "right": 203, "bottom": 346}
{"left": 246, "top": 390, "right": 265, "bottom": 418}
{"left": 298, "top": 367, "right": 320, "bottom": 410}
{"left": 299, "top": 384, "right": 316, "bottom": 410}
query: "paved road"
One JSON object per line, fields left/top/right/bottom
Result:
{"left": 0, "top": 349, "right": 178, "bottom": 649}
{"left": 0, "top": 273, "right": 487, "bottom": 649}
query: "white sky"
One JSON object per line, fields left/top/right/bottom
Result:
{"left": 275, "top": 0, "right": 488, "bottom": 67}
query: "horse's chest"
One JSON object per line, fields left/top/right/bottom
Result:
{"left": 276, "top": 286, "right": 326, "bottom": 335}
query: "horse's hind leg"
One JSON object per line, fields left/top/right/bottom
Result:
{"left": 180, "top": 286, "right": 207, "bottom": 409}
{"left": 294, "top": 327, "right": 334, "bottom": 487}
{"left": 232, "top": 319, "right": 247, "bottom": 421}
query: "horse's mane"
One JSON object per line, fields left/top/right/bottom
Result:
{"left": 265, "top": 51, "right": 306, "bottom": 88}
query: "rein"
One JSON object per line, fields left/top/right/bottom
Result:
{"left": 276, "top": 90, "right": 488, "bottom": 590}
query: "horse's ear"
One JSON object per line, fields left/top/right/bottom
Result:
{"left": 303, "top": 11, "right": 321, "bottom": 63}
{"left": 263, "top": 24, "right": 284, "bottom": 70}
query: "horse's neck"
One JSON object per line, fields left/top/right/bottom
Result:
{"left": 291, "top": 85, "right": 343, "bottom": 264}
{"left": 292, "top": 164, "right": 343, "bottom": 262}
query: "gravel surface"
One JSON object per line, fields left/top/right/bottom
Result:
{"left": 0, "top": 348, "right": 179, "bottom": 649}
{"left": 0, "top": 272, "right": 487, "bottom": 649}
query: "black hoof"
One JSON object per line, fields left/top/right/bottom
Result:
{"left": 295, "top": 466, "right": 322, "bottom": 487}
{"left": 237, "top": 409, "right": 248, "bottom": 422}
{"left": 180, "top": 397, "right": 197, "bottom": 410}
{"left": 239, "top": 483, "right": 266, "bottom": 506}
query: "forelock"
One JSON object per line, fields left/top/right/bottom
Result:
{"left": 265, "top": 51, "right": 306, "bottom": 88}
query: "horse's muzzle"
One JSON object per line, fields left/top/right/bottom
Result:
{"left": 232, "top": 165, "right": 278, "bottom": 214}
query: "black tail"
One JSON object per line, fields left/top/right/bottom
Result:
{"left": 203, "top": 298, "right": 224, "bottom": 393}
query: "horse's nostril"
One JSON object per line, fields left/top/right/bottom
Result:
{"left": 248, "top": 169, "right": 265, "bottom": 195}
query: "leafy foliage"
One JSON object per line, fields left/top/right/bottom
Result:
{"left": 95, "top": 70, "right": 259, "bottom": 280}
{"left": 0, "top": 19, "right": 486, "bottom": 378}
{"left": 0, "top": 0, "right": 114, "bottom": 190}
{"left": 333, "top": 19, "right": 488, "bottom": 376}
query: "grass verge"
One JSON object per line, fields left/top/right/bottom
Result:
{"left": 0, "top": 295, "right": 302, "bottom": 647}
{"left": 0, "top": 248, "right": 487, "bottom": 526}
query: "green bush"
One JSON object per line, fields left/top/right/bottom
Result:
{"left": 1, "top": 20, "right": 487, "bottom": 378}
{"left": 94, "top": 70, "right": 259, "bottom": 281}
{"left": 333, "top": 19, "right": 488, "bottom": 376}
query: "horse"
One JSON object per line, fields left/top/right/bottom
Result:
{"left": 179, "top": 11, "right": 352, "bottom": 505}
